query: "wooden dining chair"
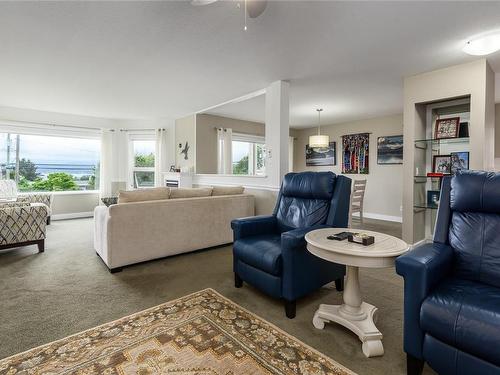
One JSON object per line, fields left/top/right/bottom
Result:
{"left": 349, "top": 179, "right": 367, "bottom": 227}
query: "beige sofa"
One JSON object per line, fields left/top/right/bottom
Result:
{"left": 94, "top": 189, "right": 254, "bottom": 272}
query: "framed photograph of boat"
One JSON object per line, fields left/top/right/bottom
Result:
{"left": 377, "top": 135, "right": 403, "bottom": 164}
{"left": 306, "top": 141, "right": 336, "bottom": 166}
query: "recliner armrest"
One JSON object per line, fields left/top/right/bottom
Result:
{"left": 395, "top": 242, "right": 454, "bottom": 359}
{"left": 231, "top": 215, "right": 277, "bottom": 240}
{"left": 281, "top": 225, "right": 329, "bottom": 250}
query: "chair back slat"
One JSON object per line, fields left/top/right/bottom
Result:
{"left": 349, "top": 179, "right": 367, "bottom": 227}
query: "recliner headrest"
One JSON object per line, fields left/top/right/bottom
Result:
{"left": 281, "top": 172, "right": 336, "bottom": 200}
{"left": 451, "top": 170, "right": 500, "bottom": 213}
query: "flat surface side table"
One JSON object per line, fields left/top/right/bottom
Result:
{"left": 305, "top": 228, "right": 409, "bottom": 358}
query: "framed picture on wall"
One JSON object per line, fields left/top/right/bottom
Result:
{"left": 450, "top": 151, "right": 469, "bottom": 174}
{"left": 433, "top": 155, "right": 452, "bottom": 174}
{"left": 434, "top": 117, "right": 460, "bottom": 139}
{"left": 377, "top": 135, "right": 403, "bottom": 164}
{"left": 342, "top": 133, "right": 369, "bottom": 174}
{"left": 306, "top": 141, "right": 336, "bottom": 166}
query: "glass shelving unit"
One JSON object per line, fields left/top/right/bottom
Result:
{"left": 413, "top": 98, "right": 471, "bottom": 239}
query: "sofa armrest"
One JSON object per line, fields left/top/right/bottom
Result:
{"left": 395, "top": 242, "right": 454, "bottom": 359}
{"left": 231, "top": 215, "right": 277, "bottom": 240}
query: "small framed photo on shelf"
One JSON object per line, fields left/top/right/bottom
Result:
{"left": 435, "top": 117, "right": 460, "bottom": 139}
{"left": 450, "top": 151, "right": 469, "bottom": 174}
{"left": 427, "top": 190, "right": 440, "bottom": 208}
{"left": 433, "top": 155, "right": 452, "bottom": 174}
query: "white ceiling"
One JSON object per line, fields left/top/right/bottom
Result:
{"left": 0, "top": 1, "right": 499, "bottom": 128}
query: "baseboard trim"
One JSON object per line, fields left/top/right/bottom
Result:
{"left": 352, "top": 212, "right": 402, "bottom": 223}
{"left": 52, "top": 211, "right": 94, "bottom": 221}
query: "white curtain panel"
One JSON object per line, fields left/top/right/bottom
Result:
{"left": 100, "top": 130, "right": 130, "bottom": 198}
{"left": 217, "top": 128, "right": 233, "bottom": 174}
{"left": 155, "top": 128, "right": 168, "bottom": 187}
{"left": 99, "top": 130, "right": 114, "bottom": 199}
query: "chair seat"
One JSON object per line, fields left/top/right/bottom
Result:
{"left": 233, "top": 234, "right": 282, "bottom": 276}
{"left": 421, "top": 277, "right": 500, "bottom": 367}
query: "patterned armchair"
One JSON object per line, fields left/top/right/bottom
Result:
{"left": 0, "top": 180, "right": 53, "bottom": 224}
{"left": 0, "top": 202, "right": 48, "bottom": 252}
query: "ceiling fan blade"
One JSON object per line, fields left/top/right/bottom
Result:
{"left": 190, "top": 0, "right": 218, "bottom": 6}
{"left": 247, "top": 0, "right": 267, "bottom": 18}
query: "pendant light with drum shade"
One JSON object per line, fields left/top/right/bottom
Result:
{"left": 309, "top": 108, "right": 329, "bottom": 148}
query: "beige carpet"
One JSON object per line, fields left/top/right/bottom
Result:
{"left": 0, "top": 218, "right": 434, "bottom": 375}
{"left": 0, "top": 288, "right": 354, "bottom": 375}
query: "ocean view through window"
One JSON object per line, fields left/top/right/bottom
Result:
{"left": 0, "top": 133, "right": 100, "bottom": 192}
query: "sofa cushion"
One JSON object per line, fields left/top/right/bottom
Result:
{"left": 233, "top": 234, "right": 282, "bottom": 276}
{"left": 212, "top": 186, "right": 244, "bottom": 196}
{"left": 420, "top": 277, "right": 500, "bottom": 366}
{"left": 118, "top": 187, "right": 170, "bottom": 204}
{"left": 170, "top": 187, "right": 213, "bottom": 199}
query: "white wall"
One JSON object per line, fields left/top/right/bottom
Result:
{"left": 293, "top": 114, "right": 404, "bottom": 222}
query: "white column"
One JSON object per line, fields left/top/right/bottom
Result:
{"left": 265, "top": 80, "right": 290, "bottom": 188}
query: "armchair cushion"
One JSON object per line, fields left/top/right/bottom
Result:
{"left": 450, "top": 170, "right": 500, "bottom": 213}
{"left": 231, "top": 215, "right": 277, "bottom": 240}
{"left": 421, "top": 277, "right": 500, "bottom": 367}
{"left": 276, "top": 172, "right": 335, "bottom": 229}
{"left": 449, "top": 211, "right": 500, "bottom": 288}
{"left": 233, "top": 234, "right": 282, "bottom": 276}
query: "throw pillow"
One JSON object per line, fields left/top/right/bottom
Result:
{"left": 211, "top": 186, "right": 245, "bottom": 196}
{"left": 170, "top": 187, "right": 213, "bottom": 199}
{"left": 118, "top": 187, "right": 170, "bottom": 204}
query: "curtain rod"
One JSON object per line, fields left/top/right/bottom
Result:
{"left": 213, "top": 127, "right": 263, "bottom": 137}
{"left": 0, "top": 118, "right": 103, "bottom": 132}
{"left": 116, "top": 128, "right": 165, "bottom": 132}
{"left": 0, "top": 119, "right": 166, "bottom": 133}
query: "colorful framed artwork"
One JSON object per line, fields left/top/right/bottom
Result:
{"left": 342, "top": 133, "right": 369, "bottom": 174}
{"left": 434, "top": 117, "right": 460, "bottom": 139}
{"left": 377, "top": 135, "right": 403, "bottom": 164}
{"left": 306, "top": 141, "right": 336, "bottom": 166}
{"left": 433, "top": 155, "right": 452, "bottom": 174}
{"left": 450, "top": 151, "right": 469, "bottom": 174}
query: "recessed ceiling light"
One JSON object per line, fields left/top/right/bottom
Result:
{"left": 463, "top": 32, "right": 500, "bottom": 56}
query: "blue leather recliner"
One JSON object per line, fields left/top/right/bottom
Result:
{"left": 396, "top": 170, "right": 500, "bottom": 375}
{"left": 231, "top": 171, "right": 351, "bottom": 318}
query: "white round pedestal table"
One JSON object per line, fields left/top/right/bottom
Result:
{"left": 305, "top": 228, "right": 409, "bottom": 358}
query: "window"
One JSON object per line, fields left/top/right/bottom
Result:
{"left": 232, "top": 134, "right": 265, "bottom": 176}
{"left": 0, "top": 133, "right": 100, "bottom": 191}
{"left": 130, "top": 139, "right": 155, "bottom": 188}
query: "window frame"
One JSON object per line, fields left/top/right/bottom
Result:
{"left": 128, "top": 133, "right": 156, "bottom": 189}
{"left": 0, "top": 128, "right": 101, "bottom": 193}
{"left": 231, "top": 133, "right": 265, "bottom": 176}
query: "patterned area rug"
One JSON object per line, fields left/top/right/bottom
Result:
{"left": 0, "top": 288, "right": 355, "bottom": 375}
